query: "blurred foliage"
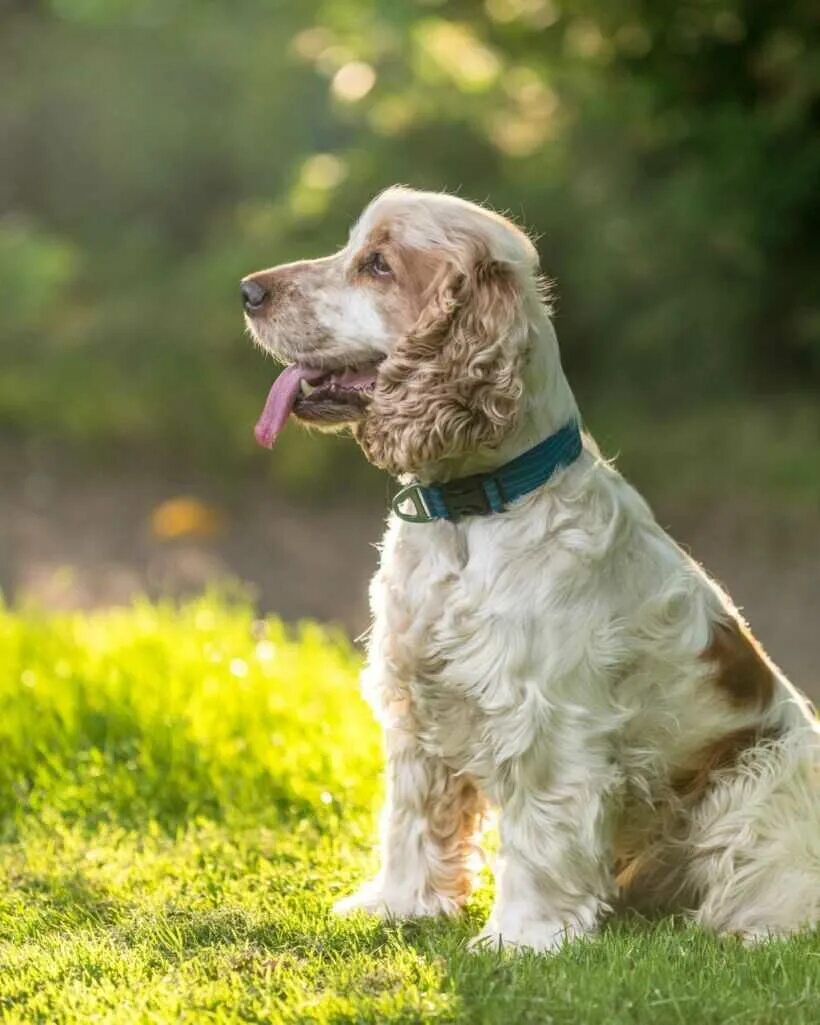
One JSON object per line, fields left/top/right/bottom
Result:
{"left": 1, "top": 0, "right": 818, "bottom": 496}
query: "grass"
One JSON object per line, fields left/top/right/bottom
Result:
{"left": 0, "top": 596, "right": 817, "bottom": 1024}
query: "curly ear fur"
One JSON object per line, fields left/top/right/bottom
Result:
{"left": 356, "top": 254, "right": 528, "bottom": 478}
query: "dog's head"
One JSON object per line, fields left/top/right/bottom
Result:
{"left": 242, "top": 187, "right": 546, "bottom": 479}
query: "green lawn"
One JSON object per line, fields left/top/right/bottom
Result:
{"left": 0, "top": 597, "right": 817, "bottom": 1024}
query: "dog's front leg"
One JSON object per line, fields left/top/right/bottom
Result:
{"left": 334, "top": 726, "right": 483, "bottom": 919}
{"left": 472, "top": 777, "right": 614, "bottom": 953}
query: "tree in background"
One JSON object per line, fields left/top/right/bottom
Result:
{"left": 1, "top": 0, "right": 818, "bottom": 495}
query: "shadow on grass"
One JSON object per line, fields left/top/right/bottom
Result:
{"left": 8, "top": 867, "right": 124, "bottom": 934}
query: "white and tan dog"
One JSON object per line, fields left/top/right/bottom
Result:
{"left": 242, "top": 187, "right": 819, "bottom": 951}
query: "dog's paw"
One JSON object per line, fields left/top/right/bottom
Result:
{"left": 333, "top": 881, "right": 388, "bottom": 917}
{"left": 333, "top": 880, "right": 459, "bottom": 920}
{"left": 468, "top": 917, "right": 592, "bottom": 954}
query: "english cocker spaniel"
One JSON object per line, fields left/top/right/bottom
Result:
{"left": 242, "top": 187, "right": 819, "bottom": 951}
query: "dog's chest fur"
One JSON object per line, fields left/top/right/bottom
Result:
{"left": 364, "top": 462, "right": 755, "bottom": 803}
{"left": 366, "top": 477, "right": 635, "bottom": 793}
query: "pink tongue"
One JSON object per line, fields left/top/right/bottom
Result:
{"left": 255, "top": 365, "right": 322, "bottom": 448}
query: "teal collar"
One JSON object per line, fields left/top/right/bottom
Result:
{"left": 391, "top": 420, "right": 583, "bottom": 524}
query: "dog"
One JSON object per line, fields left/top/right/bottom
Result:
{"left": 242, "top": 187, "right": 819, "bottom": 951}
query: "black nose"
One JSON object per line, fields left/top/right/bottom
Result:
{"left": 241, "top": 279, "right": 267, "bottom": 312}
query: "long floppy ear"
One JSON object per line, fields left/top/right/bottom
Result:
{"left": 357, "top": 252, "right": 528, "bottom": 477}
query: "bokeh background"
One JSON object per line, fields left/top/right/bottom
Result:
{"left": 2, "top": 0, "right": 819, "bottom": 690}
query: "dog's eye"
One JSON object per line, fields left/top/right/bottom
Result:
{"left": 365, "top": 252, "right": 392, "bottom": 278}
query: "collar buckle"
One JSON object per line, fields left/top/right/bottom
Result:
{"left": 440, "top": 476, "right": 494, "bottom": 521}
{"left": 392, "top": 482, "right": 434, "bottom": 523}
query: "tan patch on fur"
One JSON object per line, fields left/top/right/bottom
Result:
{"left": 395, "top": 245, "right": 451, "bottom": 314}
{"left": 671, "top": 725, "right": 765, "bottom": 801}
{"left": 702, "top": 617, "right": 775, "bottom": 708}
{"left": 363, "top": 222, "right": 449, "bottom": 308}
{"left": 349, "top": 225, "right": 392, "bottom": 281}
{"left": 348, "top": 222, "right": 450, "bottom": 340}
{"left": 425, "top": 775, "right": 486, "bottom": 905}
{"left": 614, "top": 725, "right": 778, "bottom": 909}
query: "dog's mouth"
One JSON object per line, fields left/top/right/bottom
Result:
{"left": 254, "top": 361, "right": 383, "bottom": 448}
